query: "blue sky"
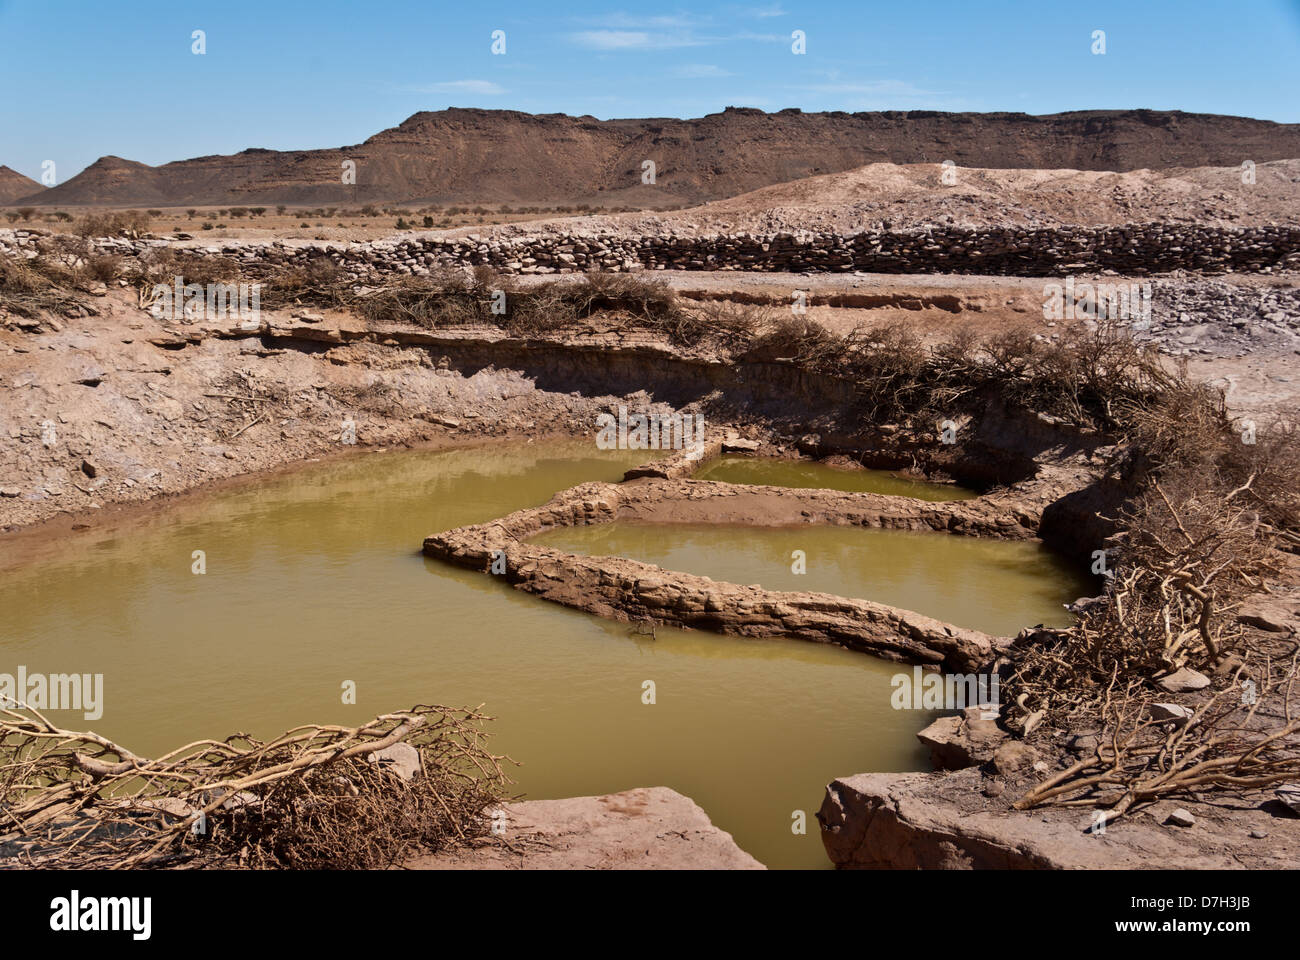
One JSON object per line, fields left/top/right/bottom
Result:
{"left": 2, "top": 0, "right": 1298, "bottom": 182}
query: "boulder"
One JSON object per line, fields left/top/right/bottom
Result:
{"left": 916, "top": 709, "right": 1005, "bottom": 770}
{"left": 818, "top": 769, "right": 1297, "bottom": 869}
{"left": 369, "top": 742, "right": 421, "bottom": 781}
{"left": 1157, "top": 667, "right": 1211, "bottom": 693}
{"left": 1149, "top": 702, "right": 1195, "bottom": 724}
{"left": 1237, "top": 597, "right": 1297, "bottom": 634}
{"left": 916, "top": 717, "right": 971, "bottom": 770}
{"left": 991, "top": 741, "right": 1039, "bottom": 776}
{"left": 1277, "top": 783, "right": 1300, "bottom": 817}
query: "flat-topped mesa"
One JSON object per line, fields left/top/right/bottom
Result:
{"left": 21, "top": 108, "right": 1300, "bottom": 209}
{"left": 422, "top": 477, "right": 1036, "bottom": 671}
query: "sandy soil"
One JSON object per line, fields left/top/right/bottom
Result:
{"left": 447, "top": 159, "right": 1300, "bottom": 239}
{"left": 2, "top": 206, "right": 653, "bottom": 246}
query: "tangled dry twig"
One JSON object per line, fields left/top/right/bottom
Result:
{"left": 1004, "top": 377, "right": 1300, "bottom": 818}
{"left": 1013, "top": 657, "right": 1300, "bottom": 823}
{"left": 0, "top": 703, "right": 512, "bottom": 869}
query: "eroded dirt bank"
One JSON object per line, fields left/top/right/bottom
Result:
{"left": 1, "top": 280, "right": 1114, "bottom": 538}
{"left": 0, "top": 287, "right": 695, "bottom": 534}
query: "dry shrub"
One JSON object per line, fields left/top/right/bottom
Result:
{"left": 0, "top": 255, "right": 53, "bottom": 296}
{"left": 75, "top": 209, "right": 151, "bottom": 239}
{"left": 353, "top": 270, "right": 693, "bottom": 339}
{"left": 1003, "top": 373, "right": 1300, "bottom": 821}
{"left": 764, "top": 319, "right": 1184, "bottom": 432}
{"left": 502, "top": 283, "right": 579, "bottom": 335}
{"left": 756, "top": 318, "right": 959, "bottom": 422}
{"left": 84, "top": 253, "right": 122, "bottom": 283}
{"left": 837, "top": 321, "right": 936, "bottom": 420}
{"left": 356, "top": 270, "right": 482, "bottom": 328}
{"left": 1010, "top": 472, "right": 1277, "bottom": 719}
{"left": 1121, "top": 380, "right": 1230, "bottom": 474}
{"left": 123, "top": 247, "right": 244, "bottom": 311}
{"left": 1236, "top": 420, "right": 1300, "bottom": 534}
{"left": 128, "top": 246, "right": 241, "bottom": 290}
{"left": 1007, "top": 375, "right": 1298, "bottom": 713}
{"left": 569, "top": 271, "right": 679, "bottom": 321}
{"left": 1004, "top": 508, "right": 1298, "bottom": 823}
{"left": 1018, "top": 323, "right": 1179, "bottom": 429}
{"left": 0, "top": 251, "right": 91, "bottom": 318}
{"left": 259, "top": 257, "right": 349, "bottom": 308}
{"left": 17, "top": 235, "right": 123, "bottom": 290}
{"left": 1126, "top": 388, "right": 1300, "bottom": 536}
{"left": 1014, "top": 661, "right": 1300, "bottom": 823}
{"left": 646, "top": 297, "right": 762, "bottom": 349}
{"left": 697, "top": 298, "right": 774, "bottom": 333}
{"left": 744, "top": 312, "right": 834, "bottom": 362}
{"left": 0, "top": 704, "right": 512, "bottom": 869}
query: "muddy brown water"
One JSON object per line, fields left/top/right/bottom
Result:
{"left": 695, "top": 454, "right": 977, "bottom": 500}
{"left": 0, "top": 442, "right": 1084, "bottom": 869}
{"left": 531, "top": 522, "right": 1093, "bottom": 638}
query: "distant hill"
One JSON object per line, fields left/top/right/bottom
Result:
{"left": 0, "top": 166, "right": 43, "bottom": 204}
{"left": 17, "top": 107, "right": 1300, "bottom": 208}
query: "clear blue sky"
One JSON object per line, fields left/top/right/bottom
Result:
{"left": 3, "top": 0, "right": 1298, "bottom": 183}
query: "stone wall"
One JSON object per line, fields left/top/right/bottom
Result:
{"left": 5, "top": 223, "right": 1299, "bottom": 277}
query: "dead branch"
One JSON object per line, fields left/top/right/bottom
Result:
{"left": 0, "top": 703, "right": 513, "bottom": 869}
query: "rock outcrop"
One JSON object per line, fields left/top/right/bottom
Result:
{"left": 818, "top": 768, "right": 1300, "bottom": 869}
{"left": 915, "top": 707, "right": 1005, "bottom": 770}
{"left": 423, "top": 476, "right": 1037, "bottom": 669}
{"left": 406, "top": 786, "right": 764, "bottom": 869}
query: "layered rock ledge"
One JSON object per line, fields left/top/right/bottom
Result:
{"left": 406, "top": 787, "right": 764, "bottom": 870}
{"left": 818, "top": 768, "right": 1300, "bottom": 869}
{"left": 423, "top": 474, "right": 1040, "bottom": 669}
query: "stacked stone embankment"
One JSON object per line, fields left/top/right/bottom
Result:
{"left": 4, "top": 223, "right": 1299, "bottom": 278}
